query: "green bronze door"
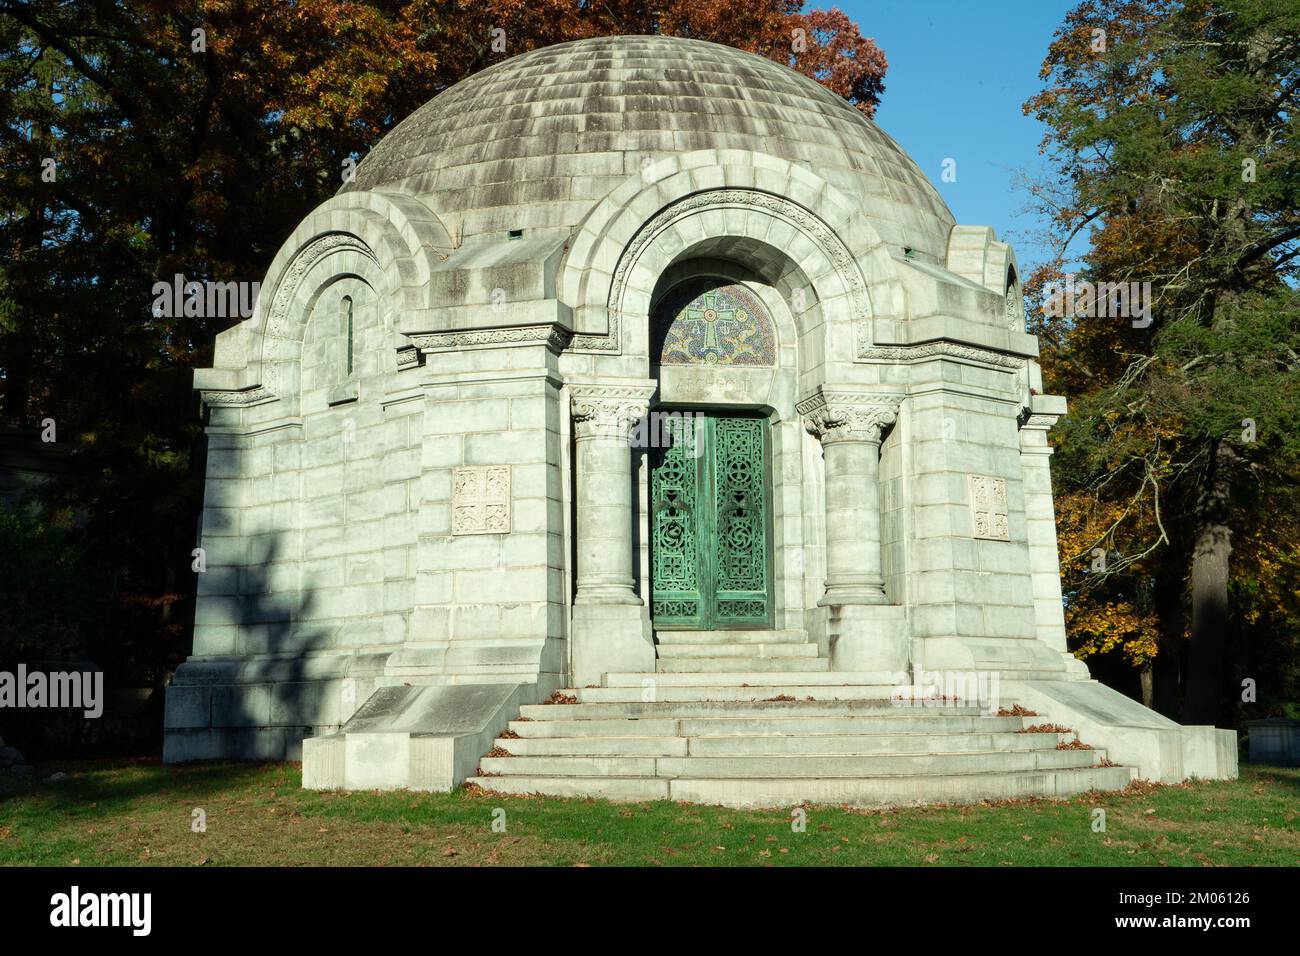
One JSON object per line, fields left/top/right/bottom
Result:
{"left": 650, "top": 414, "right": 772, "bottom": 629}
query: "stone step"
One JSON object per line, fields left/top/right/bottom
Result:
{"left": 496, "top": 731, "right": 1061, "bottom": 757}
{"left": 467, "top": 765, "right": 1136, "bottom": 808}
{"left": 477, "top": 748, "right": 1103, "bottom": 778}
{"left": 520, "top": 700, "right": 985, "bottom": 720}
{"left": 602, "top": 671, "right": 899, "bottom": 686}
{"left": 655, "top": 642, "right": 819, "bottom": 659}
{"left": 655, "top": 629, "right": 810, "bottom": 645}
{"left": 509, "top": 714, "right": 1026, "bottom": 736}
{"left": 656, "top": 657, "right": 830, "bottom": 673}
{"left": 575, "top": 685, "right": 901, "bottom": 703}
{"left": 497, "top": 736, "right": 689, "bottom": 756}
{"left": 681, "top": 732, "right": 1064, "bottom": 756}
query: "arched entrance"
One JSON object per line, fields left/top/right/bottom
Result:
{"left": 646, "top": 277, "right": 778, "bottom": 630}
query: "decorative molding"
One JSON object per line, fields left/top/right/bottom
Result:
{"left": 394, "top": 344, "right": 422, "bottom": 370}
{"left": 573, "top": 188, "right": 868, "bottom": 353}
{"left": 1019, "top": 412, "right": 1059, "bottom": 430}
{"left": 452, "top": 466, "right": 511, "bottom": 535}
{"left": 797, "top": 389, "right": 903, "bottom": 444}
{"left": 408, "top": 323, "right": 571, "bottom": 354}
{"left": 200, "top": 385, "right": 276, "bottom": 408}
{"left": 967, "top": 474, "right": 1010, "bottom": 541}
{"left": 856, "top": 340, "right": 1027, "bottom": 369}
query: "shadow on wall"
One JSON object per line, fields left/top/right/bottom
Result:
{"left": 166, "top": 532, "right": 342, "bottom": 763}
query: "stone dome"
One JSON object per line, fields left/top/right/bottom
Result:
{"left": 346, "top": 35, "right": 955, "bottom": 258}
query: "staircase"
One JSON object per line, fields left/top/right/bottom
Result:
{"left": 467, "top": 633, "right": 1136, "bottom": 807}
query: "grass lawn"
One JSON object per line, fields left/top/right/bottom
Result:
{"left": 0, "top": 758, "right": 1295, "bottom": 866}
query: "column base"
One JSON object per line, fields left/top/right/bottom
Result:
{"left": 572, "top": 603, "right": 654, "bottom": 687}
{"left": 574, "top": 586, "right": 644, "bottom": 606}
{"left": 818, "top": 587, "right": 890, "bottom": 607}
{"left": 825, "top": 604, "right": 909, "bottom": 674}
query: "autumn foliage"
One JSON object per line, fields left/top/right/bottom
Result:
{"left": 0, "top": 1, "right": 886, "bottom": 731}
{"left": 1023, "top": 0, "right": 1300, "bottom": 720}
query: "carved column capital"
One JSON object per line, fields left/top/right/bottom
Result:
{"left": 1018, "top": 395, "right": 1068, "bottom": 455}
{"left": 797, "top": 389, "right": 903, "bottom": 445}
{"left": 569, "top": 382, "right": 656, "bottom": 441}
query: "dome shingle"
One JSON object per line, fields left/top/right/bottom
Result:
{"left": 346, "top": 35, "right": 954, "bottom": 257}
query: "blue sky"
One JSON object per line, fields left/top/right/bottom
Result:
{"left": 841, "top": 0, "right": 1078, "bottom": 270}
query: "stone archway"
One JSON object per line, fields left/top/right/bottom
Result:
{"left": 556, "top": 151, "right": 906, "bottom": 371}
{"left": 562, "top": 176, "right": 900, "bottom": 681}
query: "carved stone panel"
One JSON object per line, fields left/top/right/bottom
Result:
{"left": 967, "top": 474, "right": 1009, "bottom": 541}
{"left": 452, "top": 466, "right": 511, "bottom": 535}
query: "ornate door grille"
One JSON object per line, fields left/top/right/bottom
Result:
{"left": 650, "top": 414, "right": 771, "bottom": 628}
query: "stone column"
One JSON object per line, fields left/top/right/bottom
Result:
{"left": 1018, "top": 395, "right": 1090, "bottom": 679}
{"left": 798, "top": 388, "right": 908, "bottom": 674}
{"left": 570, "top": 385, "right": 653, "bottom": 604}
{"left": 798, "top": 390, "right": 901, "bottom": 606}
{"left": 569, "top": 381, "right": 657, "bottom": 686}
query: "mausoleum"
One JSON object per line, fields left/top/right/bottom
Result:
{"left": 165, "top": 35, "right": 1236, "bottom": 806}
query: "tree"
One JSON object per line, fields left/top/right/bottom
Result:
{"left": 0, "top": 1, "right": 887, "bottom": 695}
{"left": 1024, "top": 0, "right": 1300, "bottom": 722}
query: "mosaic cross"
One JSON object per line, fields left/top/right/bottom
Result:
{"left": 682, "top": 290, "right": 747, "bottom": 357}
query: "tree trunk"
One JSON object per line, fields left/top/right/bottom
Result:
{"left": 1182, "top": 440, "right": 1235, "bottom": 725}
{"left": 1152, "top": 565, "right": 1186, "bottom": 718}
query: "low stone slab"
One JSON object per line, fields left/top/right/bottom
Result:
{"left": 1003, "top": 679, "right": 1238, "bottom": 783}
{"left": 302, "top": 682, "right": 540, "bottom": 792}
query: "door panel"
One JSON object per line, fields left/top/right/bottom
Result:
{"left": 712, "top": 417, "right": 770, "bottom": 626}
{"left": 650, "top": 414, "right": 771, "bottom": 629}
{"left": 649, "top": 415, "right": 706, "bottom": 627}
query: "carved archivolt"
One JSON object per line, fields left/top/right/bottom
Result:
{"left": 572, "top": 188, "right": 870, "bottom": 353}
{"left": 197, "top": 191, "right": 451, "bottom": 413}
{"left": 261, "top": 233, "right": 377, "bottom": 399}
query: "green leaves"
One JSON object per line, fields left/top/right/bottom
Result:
{"left": 1027, "top": 0, "right": 1300, "bottom": 710}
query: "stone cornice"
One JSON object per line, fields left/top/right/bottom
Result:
{"left": 1019, "top": 412, "right": 1060, "bottom": 430}
{"left": 797, "top": 389, "right": 904, "bottom": 444}
{"left": 857, "top": 340, "right": 1027, "bottom": 370}
{"left": 199, "top": 385, "right": 276, "bottom": 408}
{"left": 408, "top": 322, "right": 572, "bottom": 354}
{"left": 1018, "top": 393, "right": 1068, "bottom": 432}
{"left": 395, "top": 344, "right": 422, "bottom": 370}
